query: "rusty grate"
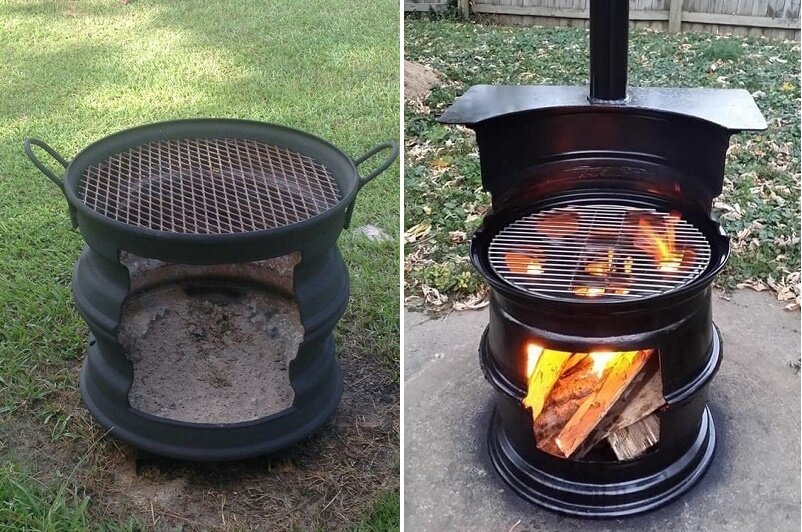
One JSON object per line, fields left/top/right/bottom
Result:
{"left": 78, "top": 138, "right": 342, "bottom": 234}
{"left": 489, "top": 204, "right": 711, "bottom": 300}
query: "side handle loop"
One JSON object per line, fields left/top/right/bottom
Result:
{"left": 353, "top": 141, "right": 399, "bottom": 189}
{"left": 344, "top": 141, "right": 399, "bottom": 229}
{"left": 23, "top": 138, "right": 77, "bottom": 228}
{"left": 23, "top": 137, "right": 69, "bottom": 191}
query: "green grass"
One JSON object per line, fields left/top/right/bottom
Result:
{"left": 352, "top": 491, "right": 400, "bottom": 532}
{"left": 0, "top": 460, "right": 144, "bottom": 531}
{"left": 404, "top": 19, "right": 800, "bottom": 310}
{"left": 0, "top": 461, "right": 90, "bottom": 532}
{"left": 702, "top": 39, "right": 743, "bottom": 61}
{"left": 0, "top": 0, "right": 399, "bottom": 529}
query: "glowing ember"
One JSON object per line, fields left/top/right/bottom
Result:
{"left": 586, "top": 249, "right": 616, "bottom": 277}
{"left": 658, "top": 259, "right": 682, "bottom": 273}
{"left": 586, "top": 263, "right": 607, "bottom": 276}
{"left": 573, "top": 286, "right": 606, "bottom": 297}
{"left": 623, "top": 256, "right": 633, "bottom": 274}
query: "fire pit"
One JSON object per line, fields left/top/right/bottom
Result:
{"left": 439, "top": 0, "right": 766, "bottom": 517}
{"left": 24, "top": 119, "right": 397, "bottom": 461}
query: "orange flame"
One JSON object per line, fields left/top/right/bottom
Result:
{"left": 573, "top": 286, "right": 606, "bottom": 297}
{"left": 588, "top": 351, "right": 618, "bottom": 378}
{"left": 525, "top": 342, "right": 544, "bottom": 378}
{"left": 586, "top": 249, "right": 616, "bottom": 277}
{"left": 636, "top": 214, "right": 685, "bottom": 272}
{"left": 575, "top": 250, "right": 633, "bottom": 298}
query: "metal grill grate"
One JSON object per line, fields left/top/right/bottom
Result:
{"left": 78, "top": 138, "right": 342, "bottom": 234}
{"left": 488, "top": 204, "right": 711, "bottom": 300}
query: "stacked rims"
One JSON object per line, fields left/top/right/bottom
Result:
{"left": 25, "top": 119, "right": 398, "bottom": 460}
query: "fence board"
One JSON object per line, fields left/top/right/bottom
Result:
{"left": 405, "top": 1, "right": 448, "bottom": 11}
{"left": 472, "top": 4, "right": 673, "bottom": 19}
{"left": 682, "top": 10, "right": 800, "bottom": 25}
{"left": 669, "top": 0, "right": 683, "bottom": 31}
{"left": 453, "top": 0, "right": 800, "bottom": 37}
{"left": 413, "top": 0, "right": 801, "bottom": 37}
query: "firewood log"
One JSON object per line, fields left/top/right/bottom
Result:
{"left": 608, "top": 414, "right": 660, "bottom": 460}
{"left": 573, "top": 354, "right": 663, "bottom": 458}
{"left": 555, "top": 350, "right": 652, "bottom": 458}
{"left": 562, "top": 353, "right": 587, "bottom": 373}
{"left": 533, "top": 356, "right": 599, "bottom": 457}
{"left": 522, "top": 349, "right": 571, "bottom": 421}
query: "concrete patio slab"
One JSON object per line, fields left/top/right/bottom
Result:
{"left": 404, "top": 290, "right": 801, "bottom": 532}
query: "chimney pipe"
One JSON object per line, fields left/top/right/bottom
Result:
{"left": 589, "top": 0, "right": 629, "bottom": 102}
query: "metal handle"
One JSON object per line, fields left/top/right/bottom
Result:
{"left": 344, "top": 141, "right": 399, "bottom": 229}
{"left": 24, "top": 137, "right": 69, "bottom": 191}
{"left": 23, "top": 137, "right": 77, "bottom": 228}
{"left": 353, "top": 141, "right": 399, "bottom": 189}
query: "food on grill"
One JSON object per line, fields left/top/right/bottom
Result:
{"left": 534, "top": 210, "right": 580, "bottom": 238}
{"left": 490, "top": 204, "right": 711, "bottom": 300}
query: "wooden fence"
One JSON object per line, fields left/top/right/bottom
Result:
{"left": 404, "top": 0, "right": 801, "bottom": 40}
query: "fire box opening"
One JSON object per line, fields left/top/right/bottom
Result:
{"left": 118, "top": 252, "right": 303, "bottom": 424}
{"left": 524, "top": 343, "right": 664, "bottom": 461}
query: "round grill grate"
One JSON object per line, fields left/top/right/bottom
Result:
{"left": 78, "top": 138, "right": 342, "bottom": 234}
{"left": 488, "top": 203, "right": 712, "bottom": 301}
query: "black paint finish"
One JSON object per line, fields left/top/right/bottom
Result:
{"left": 439, "top": 86, "right": 766, "bottom": 212}
{"left": 471, "top": 191, "right": 726, "bottom": 517}
{"left": 589, "top": 0, "right": 629, "bottom": 102}
{"left": 438, "top": 7, "right": 765, "bottom": 510}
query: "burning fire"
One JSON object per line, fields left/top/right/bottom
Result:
{"left": 635, "top": 213, "right": 685, "bottom": 272}
{"left": 588, "top": 350, "right": 641, "bottom": 377}
{"left": 504, "top": 252, "right": 543, "bottom": 275}
{"left": 589, "top": 351, "right": 617, "bottom": 378}
{"left": 502, "top": 209, "right": 694, "bottom": 300}
{"left": 586, "top": 249, "right": 615, "bottom": 277}
{"left": 573, "top": 286, "right": 606, "bottom": 297}
{"left": 573, "top": 250, "right": 634, "bottom": 298}
{"left": 525, "top": 342, "right": 544, "bottom": 378}
{"left": 523, "top": 347, "right": 629, "bottom": 415}
{"left": 523, "top": 344, "right": 658, "bottom": 459}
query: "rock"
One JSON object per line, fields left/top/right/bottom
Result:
{"left": 404, "top": 60, "right": 445, "bottom": 101}
{"left": 355, "top": 224, "right": 393, "bottom": 241}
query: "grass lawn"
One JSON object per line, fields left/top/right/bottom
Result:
{"left": 404, "top": 18, "right": 800, "bottom": 313}
{"left": 0, "top": 0, "right": 399, "bottom": 530}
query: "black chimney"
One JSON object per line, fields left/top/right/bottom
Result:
{"left": 589, "top": 0, "right": 629, "bottom": 102}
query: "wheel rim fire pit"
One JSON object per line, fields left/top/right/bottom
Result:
{"left": 24, "top": 119, "right": 397, "bottom": 461}
{"left": 439, "top": 1, "right": 766, "bottom": 518}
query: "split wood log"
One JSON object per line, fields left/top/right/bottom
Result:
{"left": 533, "top": 356, "right": 600, "bottom": 456}
{"left": 522, "top": 349, "right": 571, "bottom": 421}
{"left": 608, "top": 413, "right": 660, "bottom": 460}
{"left": 555, "top": 350, "right": 653, "bottom": 458}
{"left": 573, "top": 355, "right": 664, "bottom": 459}
{"left": 562, "top": 353, "right": 587, "bottom": 373}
